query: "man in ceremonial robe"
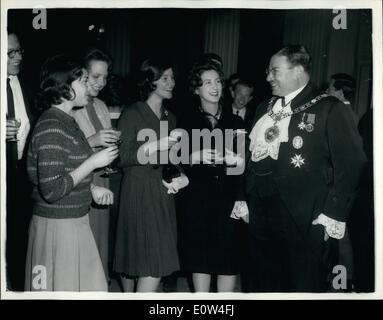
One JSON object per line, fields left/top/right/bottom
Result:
{"left": 245, "top": 45, "right": 367, "bottom": 292}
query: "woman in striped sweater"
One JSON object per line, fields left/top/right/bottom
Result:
{"left": 24, "top": 54, "right": 118, "bottom": 291}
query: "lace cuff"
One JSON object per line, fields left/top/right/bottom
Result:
{"left": 316, "top": 213, "right": 346, "bottom": 239}
{"left": 230, "top": 201, "right": 249, "bottom": 219}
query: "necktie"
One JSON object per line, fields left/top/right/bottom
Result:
{"left": 281, "top": 97, "right": 286, "bottom": 108}
{"left": 7, "top": 78, "right": 15, "bottom": 118}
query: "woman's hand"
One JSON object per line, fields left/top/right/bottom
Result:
{"left": 190, "top": 149, "right": 222, "bottom": 165}
{"left": 162, "top": 174, "right": 189, "bottom": 194}
{"left": 224, "top": 148, "right": 244, "bottom": 167}
{"left": 144, "top": 136, "right": 178, "bottom": 156}
{"left": 158, "top": 136, "right": 178, "bottom": 151}
{"left": 88, "top": 129, "right": 121, "bottom": 148}
{"left": 88, "top": 146, "right": 119, "bottom": 169}
{"left": 91, "top": 185, "right": 114, "bottom": 205}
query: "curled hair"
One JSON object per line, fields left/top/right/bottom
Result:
{"left": 137, "top": 58, "right": 173, "bottom": 101}
{"left": 188, "top": 60, "right": 225, "bottom": 94}
{"left": 83, "top": 48, "right": 112, "bottom": 71}
{"left": 197, "top": 52, "right": 223, "bottom": 68}
{"left": 276, "top": 45, "right": 311, "bottom": 72}
{"left": 331, "top": 73, "right": 356, "bottom": 100}
{"left": 38, "top": 54, "right": 84, "bottom": 110}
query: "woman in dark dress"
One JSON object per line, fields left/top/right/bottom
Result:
{"left": 114, "top": 58, "right": 188, "bottom": 292}
{"left": 178, "top": 60, "right": 248, "bottom": 292}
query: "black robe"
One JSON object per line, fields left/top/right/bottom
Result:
{"left": 245, "top": 82, "right": 367, "bottom": 292}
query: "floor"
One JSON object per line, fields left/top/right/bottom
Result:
{"left": 108, "top": 272, "right": 243, "bottom": 293}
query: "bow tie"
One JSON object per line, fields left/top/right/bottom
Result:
{"left": 274, "top": 96, "right": 286, "bottom": 108}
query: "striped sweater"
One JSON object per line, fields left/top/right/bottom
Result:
{"left": 27, "top": 107, "right": 94, "bottom": 218}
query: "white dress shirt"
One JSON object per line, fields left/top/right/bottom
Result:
{"left": 8, "top": 75, "right": 30, "bottom": 160}
{"left": 249, "top": 85, "right": 306, "bottom": 162}
{"left": 232, "top": 106, "right": 246, "bottom": 120}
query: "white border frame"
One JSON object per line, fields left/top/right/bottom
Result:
{"left": 1, "top": 0, "right": 382, "bottom": 300}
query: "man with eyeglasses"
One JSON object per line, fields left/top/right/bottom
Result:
{"left": 244, "top": 45, "right": 367, "bottom": 292}
{"left": 6, "top": 31, "right": 35, "bottom": 291}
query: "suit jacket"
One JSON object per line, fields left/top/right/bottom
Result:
{"left": 243, "top": 104, "right": 257, "bottom": 131}
{"left": 245, "top": 83, "right": 367, "bottom": 235}
{"left": 6, "top": 74, "right": 36, "bottom": 174}
{"left": 224, "top": 100, "right": 257, "bottom": 132}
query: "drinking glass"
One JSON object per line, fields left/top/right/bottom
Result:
{"left": 6, "top": 117, "right": 21, "bottom": 142}
{"left": 102, "top": 127, "right": 121, "bottom": 176}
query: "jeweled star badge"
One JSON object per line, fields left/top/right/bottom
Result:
{"left": 298, "top": 121, "right": 306, "bottom": 130}
{"left": 292, "top": 136, "right": 303, "bottom": 149}
{"left": 291, "top": 154, "right": 305, "bottom": 168}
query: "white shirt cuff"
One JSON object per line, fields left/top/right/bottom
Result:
{"left": 230, "top": 201, "right": 249, "bottom": 219}
{"left": 316, "top": 213, "right": 346, "bottom": 239}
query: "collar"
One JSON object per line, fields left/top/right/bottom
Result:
{"left": 199, "top": 104, "right": 222, "bottom": 118}
{"left": 284, "top": 83, "right": 307, "bottom": 104}
{"left": 232, "top": 105, "right": 246, "bottom": 114}
{"left": 50, "top": 106, "right": 77, "bottom": 127}
{"left": 8, "top": 75, "right": 19, "bottom": 84}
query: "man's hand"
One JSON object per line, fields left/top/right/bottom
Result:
{"left": 230, "top": 201, "right": 249, "bottom": 223}
{"left": 6, "top": 119, "right": 20, "bottom": 140}
{"left": 312, "top": 217, "right": 330, "bottom": 241}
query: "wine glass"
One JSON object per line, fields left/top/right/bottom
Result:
{"left": 6, "top": 117, "right": 21, "bottom": 142}
{"left": 102, "top": 127, "right": 121, "bottom": 176}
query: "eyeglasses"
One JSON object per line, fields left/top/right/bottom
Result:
{"left": 265, "top": 67, "right": 293, "bottom": 77}
{"left": 7, "top": 48, "right": 24, "bottom": 59}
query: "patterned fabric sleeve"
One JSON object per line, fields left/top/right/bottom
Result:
{"left": 32, "top": 119, "right": 75, "bottom": 203}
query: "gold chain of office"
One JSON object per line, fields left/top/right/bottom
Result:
{"left": 267, "top": 93, "right": 329, "bottom": 123}
{"left": 264, "top": 93, "right": 328, "bottom": 143}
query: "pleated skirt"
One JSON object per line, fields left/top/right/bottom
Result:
{"left": 24, "top": 214, "right": 107, "bottom": 291}
{"left": 114, "top": 166, "right": 179, "bottom": 277}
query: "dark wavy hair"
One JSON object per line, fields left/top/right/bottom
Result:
{"left": 188, "top": 60, "right": 225, "bottom": 94}
{"left": 331, "top": 73, "right": 356, "bottom": 100}
{"left": 137, "top": 58, "right": 173, "bottom": 101}
{"left": 38, "top": 54, "right": 84, "bottom": 110}
{"left": 83, "top": 48, "right": 112, "bottom": 71}
{"left": 276, "top": 44, "right": 311, "bottom": 73}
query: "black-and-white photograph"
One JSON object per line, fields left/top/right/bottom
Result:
{"left": 1, "top": 0, "right": 382, "bottom": 301}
